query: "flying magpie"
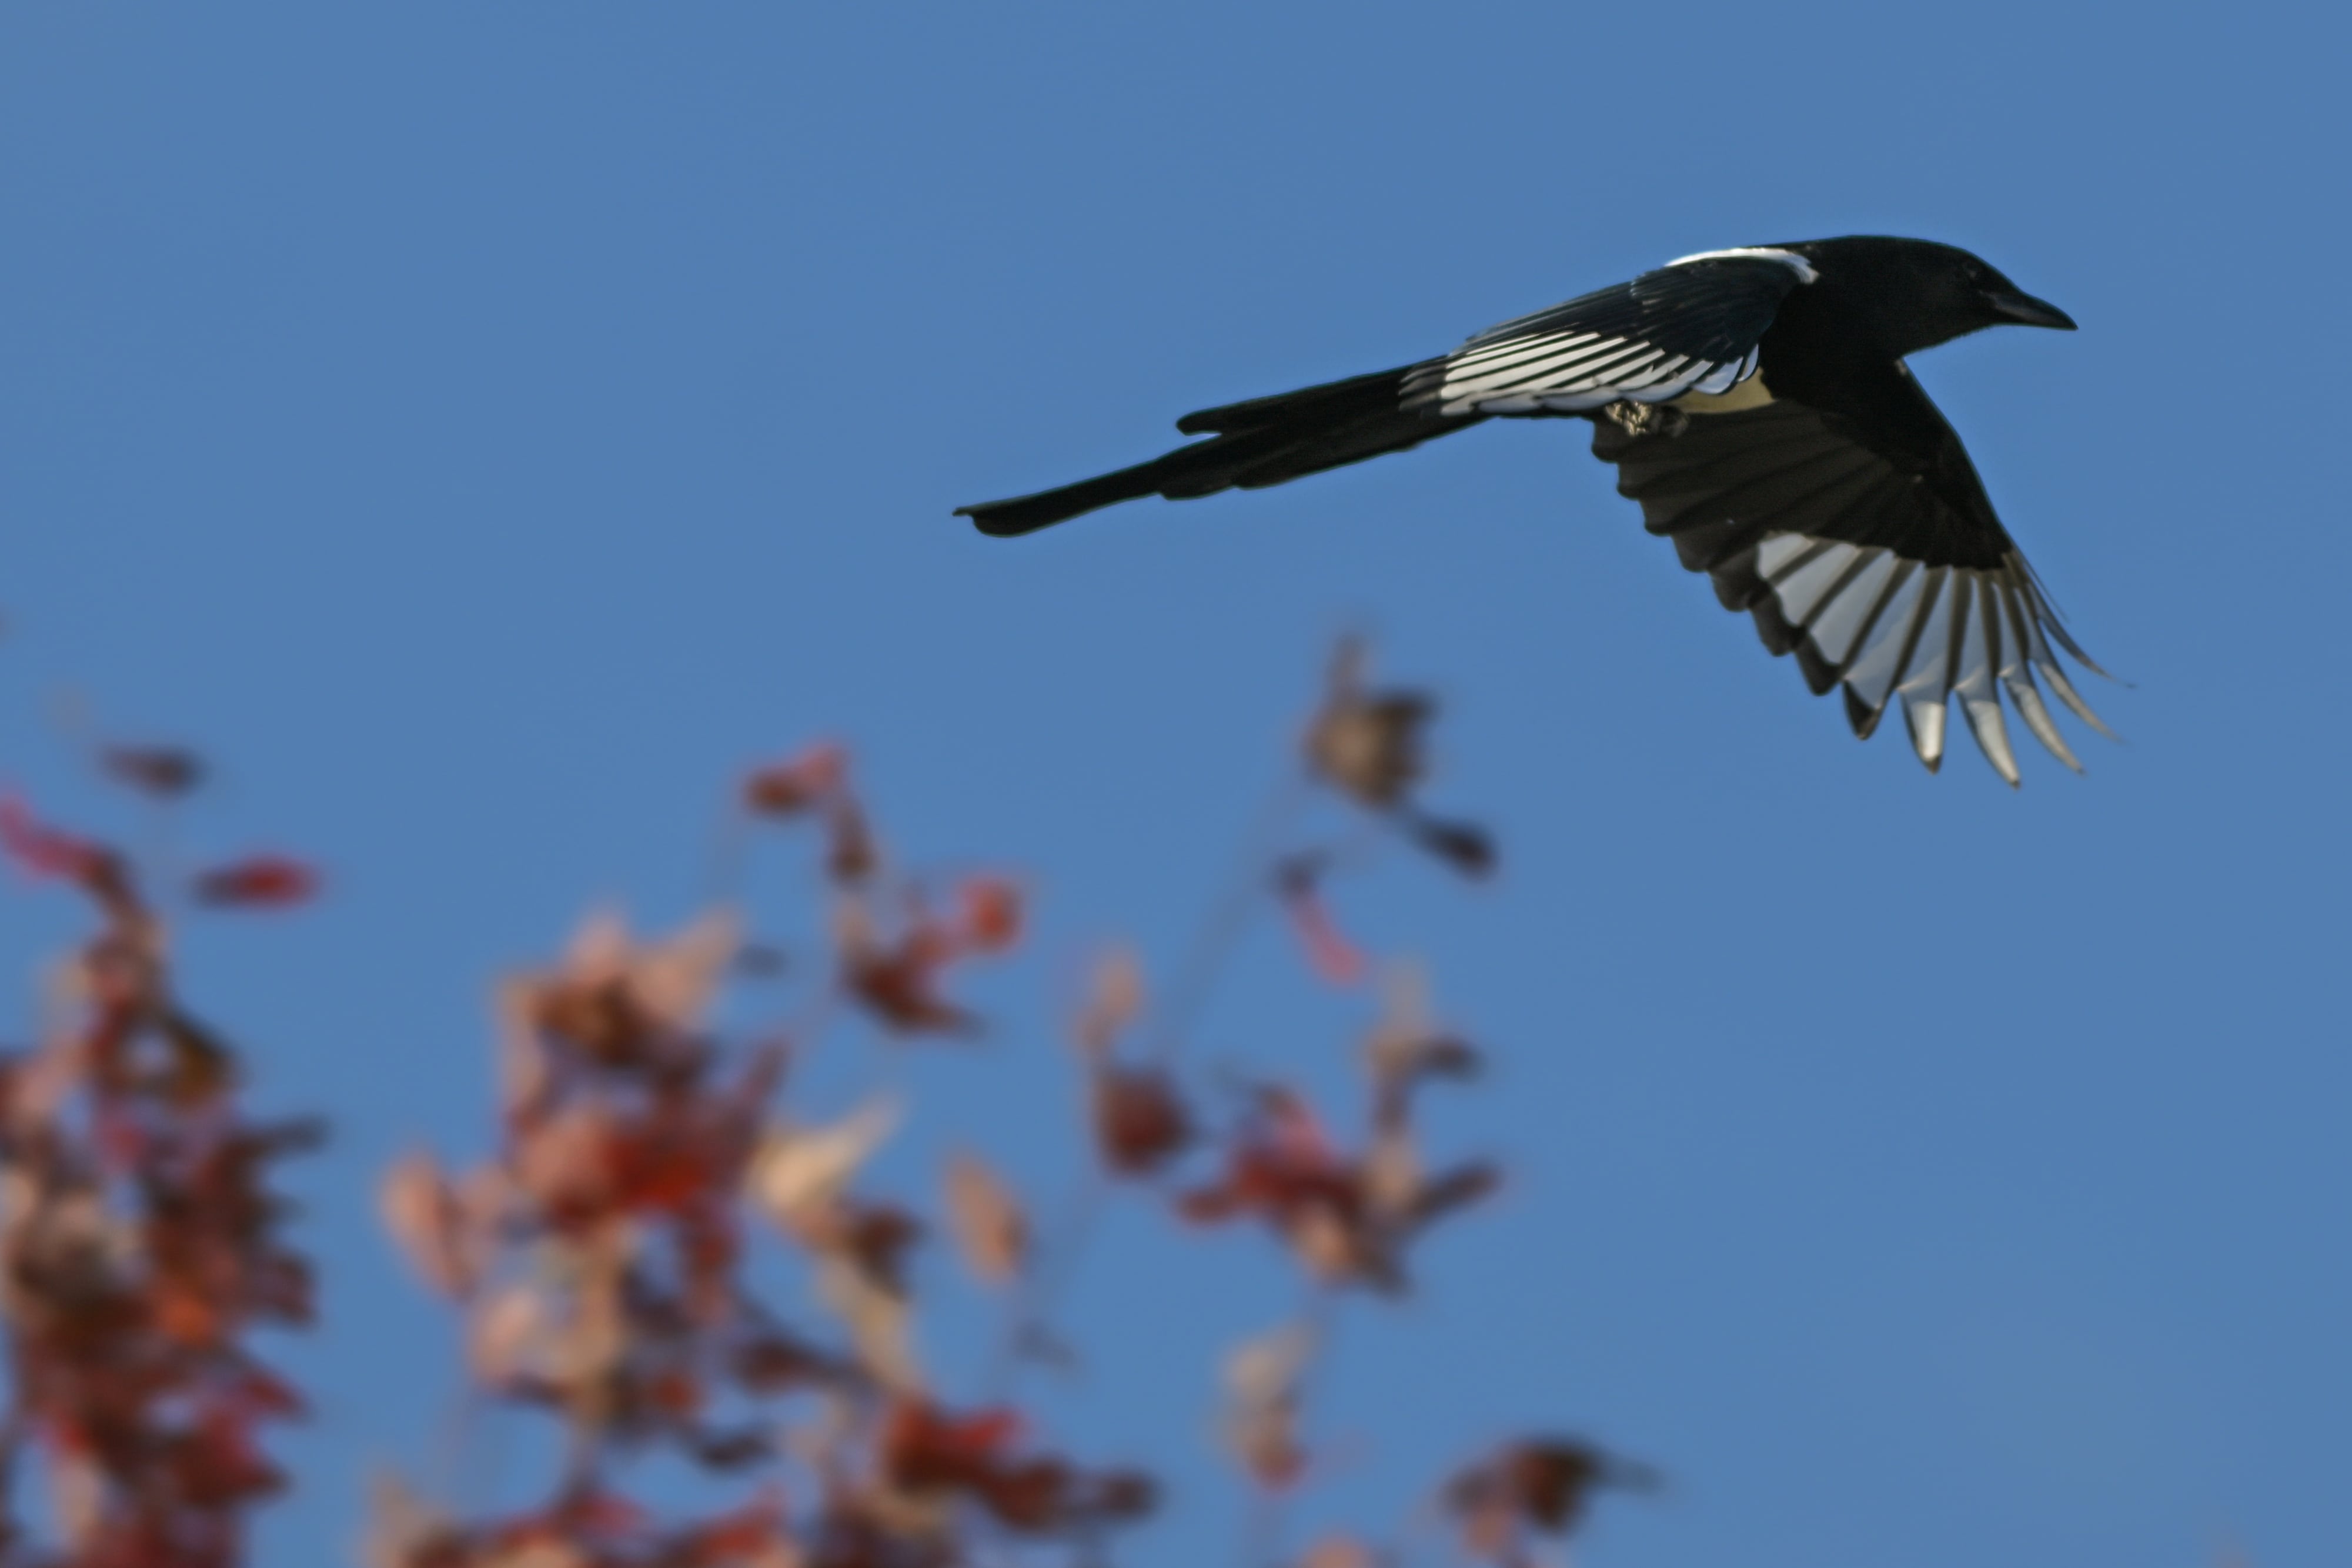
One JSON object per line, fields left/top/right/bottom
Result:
{"left": 956, "top": 236, "right": 2109, "bottom": 785}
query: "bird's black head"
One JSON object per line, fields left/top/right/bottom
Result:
{"left": 1778, "top": 236, "right": 2076, "bottom": 356}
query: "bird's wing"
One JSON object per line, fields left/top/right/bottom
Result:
{"left": 1401, "top": 250, "right": 1813, "bottom": 417}
{"left": 1590, "top": 370, "right": 2110, "bottom": 784}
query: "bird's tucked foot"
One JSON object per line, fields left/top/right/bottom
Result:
{"left": 1601, "top": 400, "right": 1689, "bottom": 439}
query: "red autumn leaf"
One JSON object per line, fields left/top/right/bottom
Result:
{"left": 513, "top": 908, "right": 737, "bottom": 1070}
{"left": 1184, "top": 1085, "right": 1496, "bottom": 1289}
{"left": 882, "top": 1399, "right": 1024, "bottom": 1491}
{"left": 0, "top": 795, "right": 108, "bottom": 884}
{"left": 881, "top": 1400, "right": 1157, "bottom": 1534}
{"left": 646, "top": 1366, "right": 703, "bottom": 1418}
{"left": 222, "top": 1368, "right": 308, "bottom": 1421}
{"left": 1092, "top": 1065, "right": 1195, "bottom": 1176}
{"left": 844, "top": 939, "right": 977, "bottom": 1035}
{"left": 152, "top": 1279, "right": 223, "bottom": 1345}
{"left": 512, "top": 1102, "right": 623, "bottom": 1222}
{"left": 729, "top": 1323, "right": 840, "bottom": 1394}
{"left": 956, "top": 875, "right": 1023, "bottom": 954}
{"left": 192, "top": 854, "right": 319, "bottom": 908}
{"left": 743, "top": 741, "right": 848, "bottom": 816}
{"left": 1, "top": 771, "right": 319, "bottom": 1566}
{"left": 1275, "top": 858, "right": 1368, "bottom": 987}
{"left": 173, "top": 1407, "right": 287, "bottom": 1506}
{"left": 679, "top": 1491, "right": 790, "bottom": 1557}
{"left": 1180, "top": 1090, "right": 1357, "bottom": 1228}
{"left": 837, "top": 900, "right": 998, "bottom": 1037}
{"left": 604, "top": 1123, "right": 724, "bottom": 1214}
{"left": 1445, "top": 1436, "right": 1659, "bottom": 1554}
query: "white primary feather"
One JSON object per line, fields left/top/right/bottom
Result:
{"left": 1753, "top": 535, "right": 2109, "bottom": 780}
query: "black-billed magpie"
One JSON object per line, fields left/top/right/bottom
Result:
{"left": 957, "top": 237, "right": 2109, "bottom": 785}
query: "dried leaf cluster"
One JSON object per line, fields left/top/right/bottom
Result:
{"left": 1304, "top": 638, "right": 1495, "bottom": 880}
{"left": 0, "top": 791, "right": 319, "bottom": 1568}
{"left": 0, "top": 646, "right": 1656, "bottom": 1568}
{"left": 373, "top": 758, "right": 1145, "bottom": 1568}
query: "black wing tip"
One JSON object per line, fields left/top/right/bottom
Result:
{"left": 1843, "top": 685, "right": 1883, "bottom": 740}
{"left": 957, "top": 501, "right": 1064, "bottom": 538}
{"left": 1748, "top": 598, "right": 1800, "bottom": 656}
{"left": 1792, "top": 641, "right": 1841, "bottom": 696}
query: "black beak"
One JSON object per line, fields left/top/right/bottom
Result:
{"left": 1985, "top": 289, "right": 2077, "bottom": 330}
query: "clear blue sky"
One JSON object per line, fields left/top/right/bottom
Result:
{"left": 2, "top": 5, "right": 2345, "bottom": 1564}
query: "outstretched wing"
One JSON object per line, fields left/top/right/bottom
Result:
{"left": 1401, "top": 249, "right": 1814, "bottom": 417}
{"left": 1591, "top": 371, "right": 2111, "bottom": 784}
{"left": 960, "top": 247, "right": 1816, "bottom": 535}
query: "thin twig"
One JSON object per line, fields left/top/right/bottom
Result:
{"left": 704, "top": 804, "right": 755, "bottom": 908}
{"left": 979, "top": 1163, "right": 1110, "bottom": 1401}
{"left": 1147, "top": 770, "right": 1312, "bottom": 1065}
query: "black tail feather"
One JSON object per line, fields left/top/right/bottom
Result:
{"left": 957, "top": 362, "right": 1478, "bottom": 536}
{"left": 1172, "top": 363, "right": 1426, "bottom": 436}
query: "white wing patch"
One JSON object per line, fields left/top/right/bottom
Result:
{"left": 1421, "top": 248, "right": 1809, "bottom": 416}
{"left": 1664, "top": 246, "right": 1820, "bottom": 283}
{"left": 1751, "top": 533, "right": 2112, "bottom": 785}
{"left": 1431, "top": 339, "right": 1758, "bottom": 417}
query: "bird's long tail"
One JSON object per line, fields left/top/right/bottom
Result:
{"left": 956, "top": 362, "right": 1481, "bottom": 536}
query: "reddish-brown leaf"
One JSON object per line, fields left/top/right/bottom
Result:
{"left": 192, "top": 854, "right": 319, "bottom": 908}
{"left": 1179, "top": 1090, "right": 1355, "bottom": 1229}
{"left": 956, "top": 876, "right": 1023, "bottom": 954}
{"left": 882, "top": 1399, "right": 1023, "bottom": 1492}
{"left": 881, "top": 1400, "right": 1156, "bottom": 1535}
{"left": 1276, "top": 860, "right": 1368, "bottom": 987}
{"left": 841, "top": 923, "right": 978, "bottom": 1037}
{"left": 743, "top": 741, "right": 848, "bottom": 816}
{"left": 1091, "top": 1065, "right": 1194, "bottom": 1176}
{"left": 0, "top": 796, "right": 109, "bottom": 884}
{"left": 1444, "top": 1436, "right": 1658, "bottom": 1553}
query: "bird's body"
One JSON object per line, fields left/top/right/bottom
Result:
{"left": 958, "top": 236, "right": 2107, "bottom": 784}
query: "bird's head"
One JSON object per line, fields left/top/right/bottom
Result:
{"left": 1780, "top": 236, "right": 2077, "bottom": 355}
